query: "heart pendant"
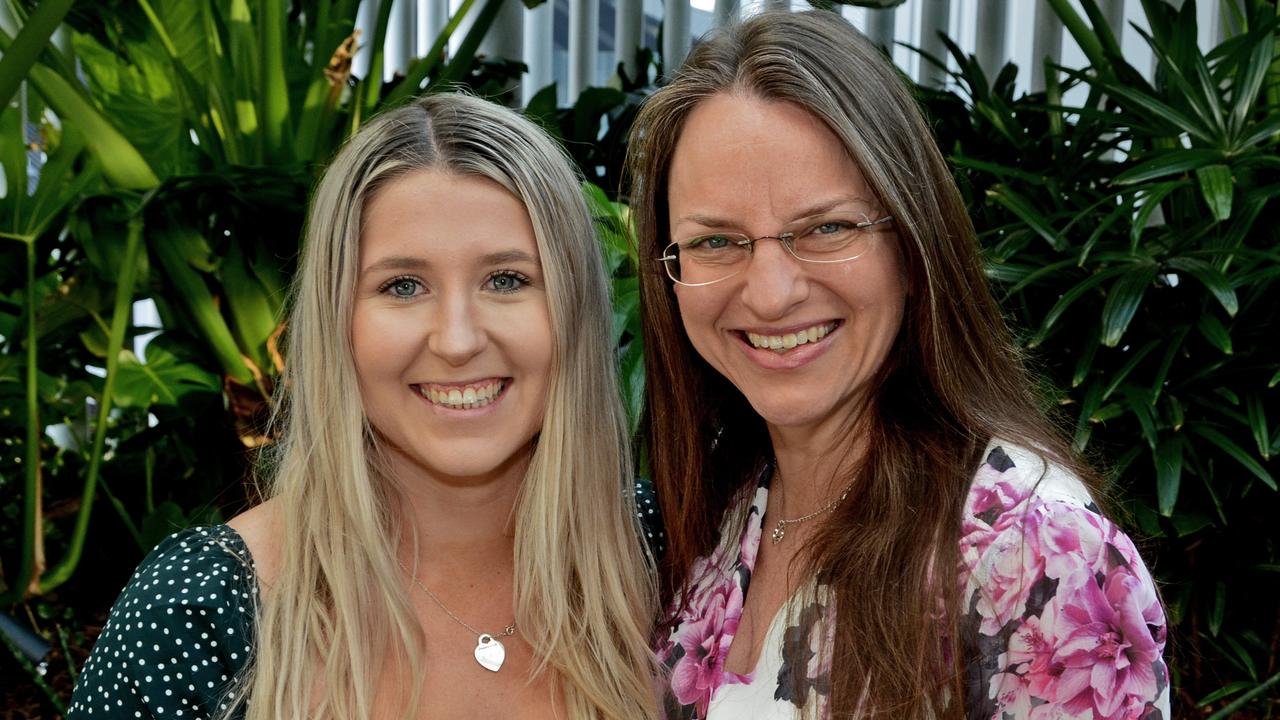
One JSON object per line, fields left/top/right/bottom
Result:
{"left": 474, "top": 634, "right": 506, "bottom": 672}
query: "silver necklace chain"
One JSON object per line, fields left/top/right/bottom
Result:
{"left": 770, "top": 470, "right": 855, "bottom": 544}
{"left": 398, "top": 561, "right": 517, "bottom": 639}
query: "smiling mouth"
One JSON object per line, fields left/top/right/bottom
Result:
{"left": 741, "top": 321, "right": 840, "bottom": 353}
{"left": 413, "top": 378, "right": 509, "bottom": 410}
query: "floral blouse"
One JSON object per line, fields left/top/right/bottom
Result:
{"left": 654, "top": 443, "right": 1170, "bottom": 719}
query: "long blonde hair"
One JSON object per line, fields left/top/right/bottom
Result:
{"left": 240, "top": 93, "right": 658, "bottom": 719}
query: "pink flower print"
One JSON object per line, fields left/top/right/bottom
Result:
{"left": 1036, "top": 504, "right": 1111, "bottom": 581}
{"left": 668, "top": 577, "right": 747, "bottom": 714}
{"left": 1049, "top": 566, "right": 1164, "bottom": 719}
{"left": 972, "top": 513, "right": 1046, "bottom": 635}
{"left": 738, "top": 486, "right": 768, "bottom": 572}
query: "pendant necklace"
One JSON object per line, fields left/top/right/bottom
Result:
{"left": 400, "top": 561, "right": 517, "bottom": 672}
{"left": 770, "top": 469, "right": 855, "bottom": 545}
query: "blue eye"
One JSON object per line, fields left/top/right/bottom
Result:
{"left": 379, "top": 276, "right": 423, "bottom": 299}
{"left": 487, "top": 271, "right": 530, "bottom": 293}
{"left": 814, "top": 221, "right": 853, "bottom": 235}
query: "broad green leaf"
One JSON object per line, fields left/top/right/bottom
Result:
{"left": 1164, "top": 257, "right": 1238, "bottom": 316}
{"left": 1100, "top": 263, "right": 1157, "bottom": 347}
{"left": 1155, "top": 434, "right": 1183, "bottom": 515}
{"left": 1196, "top": 164, "right": 1234, "bottom": 221}
{"left": 221, "top": 241, "right": 277, "bottom": 373}
{"left": 14, "top": 55, "right": 159, "bottom": 189}
{"left": 1189, "top": 423, "right": 1277, "bottom": 491}
{"left": 1197, "top": 313, "right": 1233, "bottom": 355}
{"left": 619, "top": 340, "right": 644, "bottom": 436}
{"left": 611, "top": 276, "right": 640, "bottom": 347}
{"left": 151, "top": 222, "right": 253, "bottom": 384}
{"left": 0, "top": 0, "right": 75, "bottom": 112}
{"left": 113, "top": 344, "right": 220, "bottom": 409}
{"left": 1197, "top": 682, "right": 1252, "bottom": 707}
{"left": 258, "top": 0, "right": 292, "bottom": 162}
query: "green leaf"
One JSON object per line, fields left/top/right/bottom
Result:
{"left": 1209, "top": 581, "right": 1226, "bottom": 636}
{"left": 1228, "top": 25, "right": 1275, "bottom": 139}
{"left": 0, "top": 0, "right": 76, "bottom": 112}
{"left": 986, "top": 186, "right": 1063, "bottom": 251}
{"left": 1102, "top": 340, "right": 1159, "bottom": 400}
{"left": 112, "top": 341, "right": 220, "bottom": 409}
{"left": 1197, "top": 313, "right": 1233, "bottom": 355}
{"left": 1129, "top": 182, "right": 1181, "bottom": 248}
{"left": 611, "top": 276, "right": 640, "bottom": 347}
{"left": 1030, "top": 265, "right": 1129, "bottom": 347}
{"left": 1155, "top": 434, "right": 1183, "bottom": 515}
{"left": 1164, "top": 257, "right": 1238, "bottom": 316}
{"left": 1196, "top": 164, "right": 1234, "bottom": 221}
{"left": 1197, "top": 682, "right": 1252, "bottom": 707}
{"left": 619, "top": 340, "right": 644, "bottom": 437}
{"left": 151, "top": 222, "right": 253, "bottom": 383}
{"left": 1149, "top": 324, "right": 1190, "bottom": 405}
{"left": 1100, "top": 263, "right": 1157, "bottom": 347}
{"left": 1114, "top": 149, "right": 1223, "bottom": 185}
{"left": 1246, "top": 394, "right": 1269, "bottom": 461}
{"left": 1189, "top": 423, "right": 1276, "bottom": 491}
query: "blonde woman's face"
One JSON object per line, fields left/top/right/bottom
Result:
{"left": 351, "top": 170, "right": 553, "bottom": 485}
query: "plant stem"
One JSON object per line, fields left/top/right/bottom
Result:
{"left": 0, "top": 235, "right": 40, "bottom": 605}
{"left": 1206, "top": 670, "right": 1280, "bottom": 719}
{"left": 0, "top": 626, "right": 64, "bottom": 715}
{"left": 38, "top": 214, "right": 145, "bottom": 593}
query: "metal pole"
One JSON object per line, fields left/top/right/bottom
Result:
{"left": 614, "top": 0, "right": 645, "bottom": 82}
{"left": 865, "top": 6, "right": 896, "bottom": 54}
{"left": 663, "top": 0, "right": 691, "bottom": 78}
{"left": 975, "top": 0, "right": 1008, "bottom": 82}
{"left": 569, "top": 0, "right": 600, "bottom": 96}
{"left": 918, "top": 0, "right": 951, "bottom": 88}
{"left": 1030, "top": 0, "right": 1063, "bottom": 92}
{"left": 523, "top": 1, "right": 554, "bottom": 105}
{"left": 385, "top": 0, "right": 416, "bottom": 81}
{"left": 421, "top": 0, "right": 450, "bottom": 52}
{"left": 714, "top": 0, "right": 739, "bottom": 27}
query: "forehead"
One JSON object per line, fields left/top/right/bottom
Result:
{"left": 667, "top": 93, "right": 874, "bottom": 226}
{"left": 360, "top": 169, "right": 540, "bottom": 267}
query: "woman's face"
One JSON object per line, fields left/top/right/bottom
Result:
{"left": 666, "top": 93, "right": 906, "bottom": 437}
{"left": 351, "top": 170, "right": 553, "bottom": 484}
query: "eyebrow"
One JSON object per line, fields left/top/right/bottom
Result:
{"left": 677, "top": 195, "right": 880, "bottom": 228}
{"left": 361, "top": 249, "right": 539, "bottom": 276}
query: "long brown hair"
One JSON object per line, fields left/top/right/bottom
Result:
{"left": 626, "top": 11, "right": 1092, "bottom": 718}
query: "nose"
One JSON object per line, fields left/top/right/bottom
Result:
{"left": 427, "top": 294, "right": 488, "bottom": 366}
{"left": 738, "top": 238, "right": 810, "bottom": 320}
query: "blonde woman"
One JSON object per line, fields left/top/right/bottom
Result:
{"left": 68, "top": 93, "right": 659, "bottom": 719}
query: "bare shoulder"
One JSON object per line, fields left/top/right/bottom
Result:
{"left": 227, "top": 498, "right": 283, "bottom": 587}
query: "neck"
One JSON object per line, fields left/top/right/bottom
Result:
{"left": 767, "top": 411, "right": 867, "bottom": 517}
{"left": 388, "top": 449, "right": 531, "bottom": 569}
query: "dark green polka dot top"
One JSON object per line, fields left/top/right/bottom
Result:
{"left": 67, "top": 525, "right": 257, "bottom": 719}
{"left": 66, "top": 479, "right": 665, "bottom": 718}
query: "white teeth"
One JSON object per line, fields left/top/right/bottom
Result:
{"left": 746, "top": 323, "right": 837, "bottom": 352}
{"left": 417, "top": 380, "right": 505, "bottom": 409}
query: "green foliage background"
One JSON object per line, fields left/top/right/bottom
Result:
{"left": 0, "top": 0, "right": 1276, "bottom": 716}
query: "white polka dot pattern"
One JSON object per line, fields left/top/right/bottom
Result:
{"left": 66, "top": 526, "right": 258, "bottom": 720}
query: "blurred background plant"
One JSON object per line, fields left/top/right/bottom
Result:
{"left": 0, "top": 0, "right": 1275, "bottom": 717}
{"left": 917, "top": 0, "right": 1279, "bottom": 714}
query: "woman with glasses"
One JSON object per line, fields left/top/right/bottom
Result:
{"left": 628, "top": 12, "right": 1168, "bottom": 719}
{"left": 68, "top": 93, "right": 659, "bottom": 719}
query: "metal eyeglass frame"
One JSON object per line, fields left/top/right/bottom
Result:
{"left": 658, "top": 215, "right": 893, "bottom": 287}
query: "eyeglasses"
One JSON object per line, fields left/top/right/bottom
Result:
{"left": 658, "top": 212, "right": 893, "bottom": 287}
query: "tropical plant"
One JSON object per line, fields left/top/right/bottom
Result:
{"left": 915, "top": 0, "right": 1280, "bottom": 715}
